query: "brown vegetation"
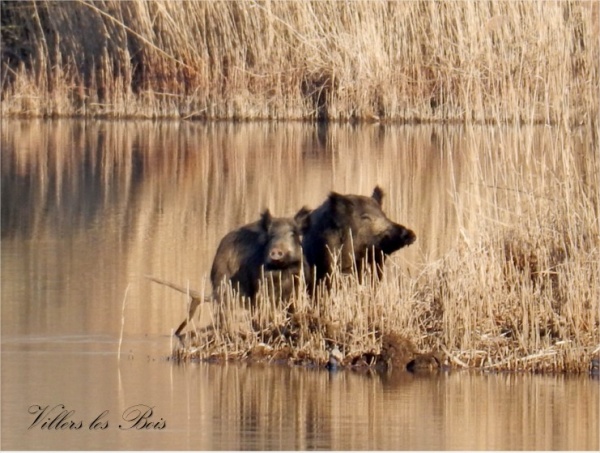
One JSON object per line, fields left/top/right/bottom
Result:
{"left": 170, "top": 125, "right": 599, "bottom": 373}
{"left": 1, "top": 1, "right": 599, "bottom": 125}
{"left": 173, "top": 204, "right": 599, "bottom": 374}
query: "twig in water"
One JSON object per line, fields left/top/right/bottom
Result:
{"left": 118, "top": 283, "right": 131, "bottom": 361}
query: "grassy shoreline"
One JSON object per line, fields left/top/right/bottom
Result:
{"left": 171, "top": 206, "right": 599, "bottom": 374}
{"left": 2, "top": 1, "right": 599, "bottom": 125}
{"left": 164, "top": 123, "right": 599, "bottom": 374}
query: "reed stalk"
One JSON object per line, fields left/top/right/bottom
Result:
{"left": 117, "top": 283, "right": 131, "bottom": 361}
{"left": 2, "top": 1, "right": 598, "bottom": 125}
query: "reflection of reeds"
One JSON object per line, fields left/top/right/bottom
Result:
{"left": 1, "top": 1, "right": 598, "bottom": 125}
{"left": 179, "top": 363, "right": 598, "bottom": 450}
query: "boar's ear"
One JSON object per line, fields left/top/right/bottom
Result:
{"left": 328, "top": 192, "right": 353, "bottom": 215}
{"left": 294, "top": 206, "right": 312, "bottom": 233}
{"left": 372, "top": 186, "right": 384, "bottom": 206}
{"left": 260, "top": 209, "right": 273, "bottom": 231}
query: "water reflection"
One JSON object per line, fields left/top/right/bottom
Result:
{"left": 1, "top": 120, "right": 598, "bottom": 450}
{"left": 2, "top": 342, "right": 598, "bottom": 450}
{"left": 2, "top": 120, "right": 462, "bottom": 337}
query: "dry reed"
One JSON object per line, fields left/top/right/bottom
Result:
{"left": 1, "top": 1, "right": 599, "bottom": 125}
{"left": 117, "top": 283, "right": 131, "bottom": 361}
{"left": 166, "top": 121, "right": 598, "bottom": 373}
{"left": 173, "top": 152, "right": 599, "bottom": 373}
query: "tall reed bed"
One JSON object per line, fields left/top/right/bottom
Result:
{"left": 176, "top": 205, "right": 599, "bottom": 374}
{"left": 2, "top": 1, "right": 598, "bottom": 124}
{"left": 177, "top": 225, "right": 599, "bottom": 374}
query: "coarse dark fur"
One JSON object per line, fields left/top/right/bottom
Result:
{"left": 210, "top": 207, "right": 311, "bottom": 302}
{"left": 302, "top": 186, "right": 416, "bottom": 289}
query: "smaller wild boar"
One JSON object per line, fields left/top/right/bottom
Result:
{"left": 152, "top": 207, "right": 311, "bottom": 336}
{"left": 210, "top": 207, "right": 311, "bottom": 303}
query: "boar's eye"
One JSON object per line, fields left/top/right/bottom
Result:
{"left": 361, "top": 214, "right": 373, "bottom": 222}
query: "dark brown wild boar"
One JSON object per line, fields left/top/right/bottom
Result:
{"left": 302, "top": 186, "right": 415, "bottom": 289}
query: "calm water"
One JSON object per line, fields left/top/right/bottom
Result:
{"left": 1, "top": 120, "right": 598, "bottom": 450}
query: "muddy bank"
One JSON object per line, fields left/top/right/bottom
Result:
{"left": 172, "top": 326, "right": 445, "bottom": 375}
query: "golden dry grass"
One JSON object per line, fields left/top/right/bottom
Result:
{"left": 167, "top": 125, "right": 599, "bottom": 374}
{"left": 1, "top": 1, "right": 599, "bottom": 125}
{"left": 173, "top": 205, "right": 599, "bottom": 373}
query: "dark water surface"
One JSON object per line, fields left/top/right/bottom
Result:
{"left": 2, "top": 120, "right": 598, "bottom": 450}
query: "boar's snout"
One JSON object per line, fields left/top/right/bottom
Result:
{"left": 266, "top": 241, "right": 300, "bottom": 269}
{"left": 269, "top": 247, "right": 285, "bottom": 263}
{"left": 401, "top": 226, "right": 417, "bottom": 246}
{"left": 380, "top": 224, "right": 417, "bottom": 254}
